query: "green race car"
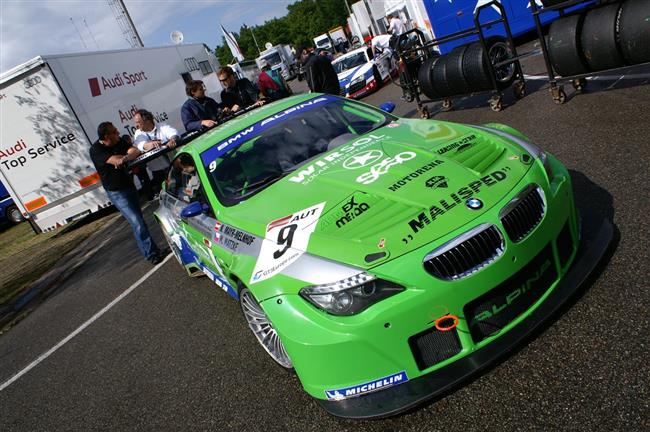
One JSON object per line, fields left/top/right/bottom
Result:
{"left": 154, "top": 94, "right": 611, "bottom": 418}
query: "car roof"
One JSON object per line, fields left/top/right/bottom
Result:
{"left": 180, "top": 93, "right": 327, "bottom": 156}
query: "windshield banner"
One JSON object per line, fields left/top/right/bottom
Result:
{"left": 201, "top": 95, "right": 336, "bottom": 169}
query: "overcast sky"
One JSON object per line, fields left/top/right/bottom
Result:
{"left": 0, "top": 0, "right": 294, "bottom": 73}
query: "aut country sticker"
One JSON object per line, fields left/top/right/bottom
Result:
{"left": 250, "top": 202, "right": 325, "bottom": 284}
{"left": 324, "top": 371, "right": 409, "bottom": 400}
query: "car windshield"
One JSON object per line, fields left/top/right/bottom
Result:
{"left": 263, "top": 52, "right": 282, "bottom": 66}
{"left": 201, "top": 97, "right": 393, "bottom": 206}
{"left": 333, "top": 52, "right": 368, "bottom": 73}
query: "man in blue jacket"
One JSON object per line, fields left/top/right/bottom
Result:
{"left": 180, "top": 80, "right": 223, "bottom": 132}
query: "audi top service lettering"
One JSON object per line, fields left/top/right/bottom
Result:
{"left": 0, "top": 134, "right": 76, "bottom": 171}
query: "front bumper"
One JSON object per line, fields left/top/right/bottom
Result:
{"left": 316, "top": 209, "right": 612, "bottom": 418}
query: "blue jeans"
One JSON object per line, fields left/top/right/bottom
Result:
{"left": 106, "top": 187, "right": 159, "bottom": 261}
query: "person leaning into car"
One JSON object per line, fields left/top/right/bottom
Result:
{"left": 218, "top": 66, "right": 264, "bottom": 113}
{"left": 89, "top": 122, "right": 166, "bottom": 265}
{"left": 181, "top": 79, "right": 222, "bottom": 132}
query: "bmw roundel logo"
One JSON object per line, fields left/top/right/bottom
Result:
{"left": 466, "top": 198, "right": 483, "bottom": 210}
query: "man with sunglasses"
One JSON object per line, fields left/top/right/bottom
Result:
{"left": 217, "top": 66, "right": 264, "bottom": 113}
{"left": 181, "top": 80, "right": 223, "bottom": 132}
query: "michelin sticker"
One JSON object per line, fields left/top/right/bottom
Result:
{"left": 324, "top": 371, "right": 409, "bottom": 400}
{"left": 251, "top": 202, "right": 325, "bottom": 284}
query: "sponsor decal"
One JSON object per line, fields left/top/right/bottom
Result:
{"left": 386, "top": 122, "right": 399, "bottom": 128}
{"left": 24, "top": 76, "right": 42, "bottom": 89}
{"left": 356, "top": 152, "right": 416, "bottom": 185}
{"left": 324, "top": 371, "right": 409, "bottom": 400}
{"left": 436, "top": 134, "right": 477, "bottom": 155}
{"left": 508, "top": 155, "right": 519, "bottom": 160}
{"left": 251, "top": 202, "right": 325, "bottom": 284}
{"left": 388, "top": 160, "right": 444, "bottom": 192}
{"left": 335, "top": 196, "right": 370, "bottom": 228}
{"left": 407, "top": 168, "right": 510, "bottom": 234}
{"left": 0, "top": 134, "right": 77, "bottom": 171}
{"left": 469, "top": 259, "right": 552, "bottom": 328}
{"left": 203, "top": 96, "right": 335, "bottom": 168}
{"left": 288, "top": 134, "right": 388, "bottom": 184}
{"left": 378, "top": 238, "right": 386, "bottom": 248}
{"left": 342, "top": 149, "right": 384, "bottom": 169}
{"left": 215, "top": 224, "right": 257, "bottom": 252}
{"left": 425, "top": 175, "right": 448, "bottom": 189}
{"left": 88, "top": 70, "right": 149, "bottom": 97}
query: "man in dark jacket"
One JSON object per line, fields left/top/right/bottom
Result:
{"left": 181, "top": 80, "right": 222, "bottom": 132}
{"left": 298, "top": 45, "right": 340, "bottom": 95}
{"left": 218, "top": 66, "right": 263, "bottom": 112}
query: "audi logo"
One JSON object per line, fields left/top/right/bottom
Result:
{"left": 24, "top": 76, "right": 42, "bottom": 89}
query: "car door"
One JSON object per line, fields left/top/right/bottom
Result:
{"left": 166, "top": 153, "right": 237, "bottom": 298}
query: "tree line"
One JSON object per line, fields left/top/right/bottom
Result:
{"left": 215, "top": 0, "right": 349, "bottom": 65}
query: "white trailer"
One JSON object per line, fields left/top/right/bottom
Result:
{"left": 255, "top": 44, "right": 296, "bottom": 80}
{"left": 0, "top": 43, "right": 222, "bottom": 232}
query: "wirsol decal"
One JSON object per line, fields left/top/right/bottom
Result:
{"left": 407, "top": 168, "right": 510, "bottom": 233}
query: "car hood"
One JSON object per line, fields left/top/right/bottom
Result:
{"left": 224, "top": 120, "right": 531, "bottom": 268}
{"left": 337, "top": 65, "right": 368, "bottom": 87}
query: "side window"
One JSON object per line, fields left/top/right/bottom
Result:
{"left": 166, "top": 153, "right": 204, "bottom": 204}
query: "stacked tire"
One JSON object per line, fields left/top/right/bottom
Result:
{"left": 418, "top": 37, "right": 515, "bottom": 99}
{"left": 548, "top": 0, "right": 650, "bottom": 77}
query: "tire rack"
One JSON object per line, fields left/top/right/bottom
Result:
{"left": 529, "top": 0, "right": 650, "bottom": 104}
{"left": 396, "top": 0, "right": 526, "bottom": 118}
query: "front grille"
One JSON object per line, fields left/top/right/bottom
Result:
{"left": 348, "top": 79, "right": 366, "bottom": 94}
{"left": 500, "top": 185, "right": 545, "bottom": 243}
{"left": 423, "top": 224, "right": 504, "bottom": 280}
{"left": 464, "top": 243, "right": 557, "bottom": 343}
{"left": 409, "top": 326, "right": 462, "bottom": 370}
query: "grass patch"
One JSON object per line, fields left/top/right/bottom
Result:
{"left": 0, "top": 211, "right": 118, "bottom": 307}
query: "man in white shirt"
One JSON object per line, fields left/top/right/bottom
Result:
{"left": 133, "top": 109, "right": 179, "bottom": 198}
{"left": 387, "top": 14, "right": 406, "bottom": 37}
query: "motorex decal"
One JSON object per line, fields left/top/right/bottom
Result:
{"left": 250, "top": 202, "right": 325, "bottom": 284}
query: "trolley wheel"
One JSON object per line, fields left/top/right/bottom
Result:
{"left": 572, "top": 78, "right": 587, "bottom": 92}
{"left": 551, "top": 86, "right": 567, "bottom": 104}
{"left": 489, "top": 97, "right": 503, "bottom": 112}
{"left": 441, "top": 99, "right": 453, "bottom": 112}
{"left": 418, "top": 106, "right": 430, "bottom": 119}
{"left": 514, "top": 80, "right": 526, "bottom": 99}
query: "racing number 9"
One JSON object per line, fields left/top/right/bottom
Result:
{"left": 273, "top": 224, "right": 297, "bottom": 259}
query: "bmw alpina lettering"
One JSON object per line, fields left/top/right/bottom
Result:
{"left": 154, "top": 93, "right": 607, "bottom": 418}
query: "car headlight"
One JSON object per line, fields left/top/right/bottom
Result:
{"left": 300, "top": 272, "right": 404, "bottom": 316}
{"left": 350, "top": 75, "right": 366, "bottom": 86}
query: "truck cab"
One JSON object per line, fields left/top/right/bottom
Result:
{"left": 313, "top": 34, "right": 333, "bottom": 53}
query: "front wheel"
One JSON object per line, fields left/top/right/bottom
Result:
{"left": 240, "top": 288, "right": 293, "bottom": 369}
{"left": 6, "top": 205, "right": 24, "bottom": 224}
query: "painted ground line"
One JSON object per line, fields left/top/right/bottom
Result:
{"left": 0, "top": 254, "right": 173, "bottom": 392}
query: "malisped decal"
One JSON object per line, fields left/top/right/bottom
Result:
{"left": 251, "top": 202, "right": 325, "bottom": 284}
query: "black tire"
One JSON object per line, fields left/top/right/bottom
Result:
{"left": 461, "top": 37, "right": 513, "bottom": 92}
{"left": 445, "top": 45, "right": 470, "bottom": 95}
{"left": 618, "top": 0, "right": 650, "bottom": 65}
{"left": 548, "top": 14, "right": 590, "bottom": 77}
{"left": 432, "top": 56, "right": 455, "bottom": 97}
{"left": 417, "top": 56, "right": 439, "bottom": 99}
{"left": 6, "top": 205, "right": 24, "bottom": 224}
{"left": 462, "top": 41, "right": 492, "bottom": 92}
{"left": 581, "top": 3, "right": 625, "bottom": 71}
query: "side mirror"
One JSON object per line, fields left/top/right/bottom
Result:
{"left": 380, "top": 102, "right": 396, "bottom": 113}
{"left": 180, "top": 201, "right": 209, "bottom": 218}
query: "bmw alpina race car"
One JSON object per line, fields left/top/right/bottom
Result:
{"left": 332, "top": 46, "right": 396, "bottom": 99}
{"left": 154, "top": 94, "right": 611, "bottom": 418}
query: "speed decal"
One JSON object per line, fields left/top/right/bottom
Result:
{"left": 250, "top": 202, "right": 326, "bottom": 284}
